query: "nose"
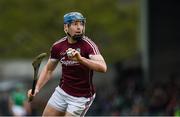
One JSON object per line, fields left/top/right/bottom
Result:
{"left": 77, "top": 24, "right": 81, "bottom": 30}
{"left": 77, "top": 23, "right": 81, "bottom": 28}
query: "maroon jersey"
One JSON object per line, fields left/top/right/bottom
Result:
{"left": 50, "top": 36, "right": 100, "bottom": 98}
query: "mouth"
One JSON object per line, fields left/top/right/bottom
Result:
{"left": 75, "top": 31, "right": 81, "bottom": 33}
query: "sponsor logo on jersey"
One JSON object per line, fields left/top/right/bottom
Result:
{"left": 60, "top": 57, "right": 80, "bottom": 66}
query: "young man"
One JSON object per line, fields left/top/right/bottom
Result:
{"left": 27, "top": 12, "right": 107, "bottom": 116}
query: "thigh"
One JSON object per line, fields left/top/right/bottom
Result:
{"left": 48, "top": 87, "right": 68, "bottom": 111}
{"left": 43, "top": 104, "right": 65, "bottom": 116}
{"left": 44, "top": 86, "right": 68, "bottom": 116}
{"left": 66, "top": 94, "right": 96, "bottom": 116}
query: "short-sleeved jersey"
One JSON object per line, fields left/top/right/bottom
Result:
{"left": 50, "top": 36, "right": 100, "bottom": 98}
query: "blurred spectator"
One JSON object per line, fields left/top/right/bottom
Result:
{"left": 10, "top": 84, "right": 31, "bottom": 116}
{"left": 89, "top": 62, "right": 180, "bottom": 116}
{"left": 148, "top": 83, "right": 168, "bottom": 115}
{"left": 165, "top": 74, "right": 179, "bottom": 115}
{"left": 0, "top": 91, "right": 12, "bottom": 116}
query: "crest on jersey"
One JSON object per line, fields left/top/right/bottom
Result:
{"left": 76, "top": 48, "right": 81, "bottom": 53}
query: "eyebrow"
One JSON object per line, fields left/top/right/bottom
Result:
{"left": 72, "top": 21, "right": 84, "bottom": 25}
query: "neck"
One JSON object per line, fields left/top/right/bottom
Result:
{"left": 67, "top": 37, "right": 77, "bottom": 44}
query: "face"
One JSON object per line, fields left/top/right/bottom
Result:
{"left": 64, "top": 21, "right": 85, "bottom": 36}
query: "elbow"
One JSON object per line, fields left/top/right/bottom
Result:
{"left": 99, "top": 65, "right": 107, "bottom": 73}
{"left": 101, "top": 69, "right": 107, "bottom": 73}
{"left": 103, "top": 65, "right": 107, "bottom": 73}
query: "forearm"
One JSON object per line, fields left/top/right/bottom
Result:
{"left": 35, "top": 66, "right": 53, "bottom": 91}
{"left": 79, "top": 57, "right": 107, "bottom": 72}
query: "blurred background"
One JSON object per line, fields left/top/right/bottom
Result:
{"left": 0, "top": 0, "right": 179, "bottom": 116}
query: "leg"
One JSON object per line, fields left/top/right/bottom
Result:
{"left": 66, "top": 94, "right": 96, "bottom": 116}
{"left": 43, "top": 86, "right": 67, "bottom": 116}
{"left": 42, "top": 104, "right": 65, "bottom": 116}
{"left": 64, "top": 111, "right": 74, "bottom": 116}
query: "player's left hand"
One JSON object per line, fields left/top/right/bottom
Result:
{"left": 66, "top": 48, "right": 82, "bottom": 61}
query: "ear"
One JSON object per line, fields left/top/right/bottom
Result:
{"left": 64, "top": 24, "right": 68, "bottom": 33}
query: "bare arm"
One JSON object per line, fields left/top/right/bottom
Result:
{"left": 28, "top": 59, "right": 58, "bottom": 97}
{"left": 35, "top": 59, "right": 58, "bottom": 91}
{"left": 79, "top": 54, "right": 107, "bottom": 72}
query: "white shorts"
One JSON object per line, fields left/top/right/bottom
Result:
{"left": 47, "top": 86, "right": 95, "bottom": 116}
{"left": 12, "top": 105, "right": 26, "bottom": 116}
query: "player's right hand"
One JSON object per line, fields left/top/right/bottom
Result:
{"left": 66, "top": 48, "right": 82, "bottom": 61}
{"left": 27, "top": 89, "right": 39, "bottom": 98}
